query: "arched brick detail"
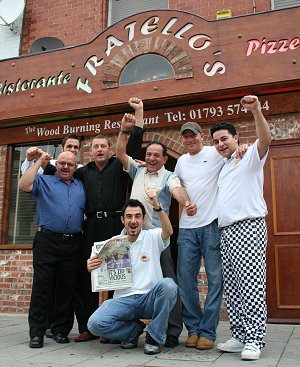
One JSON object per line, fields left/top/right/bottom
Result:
{"left": 140, "top": 128, "right": 186, "bottom": 157}
{"left": 102, "top": 37, "right": 193, "bottom": 89}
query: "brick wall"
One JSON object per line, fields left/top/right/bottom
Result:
{"left": 20, "top": 0, "right": 108, "bottom": 55}
{"left": 20, "top": 0, "right": 271, "bottom": 55}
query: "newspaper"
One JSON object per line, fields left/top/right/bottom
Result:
{"left": 91, "top": 235, "right": 132, "bottom": 292}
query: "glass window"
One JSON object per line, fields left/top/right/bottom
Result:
{"left": 108, "top": 0, "right": 169, "bottom": 25}
{"left": 119, "top": 54, "right": 174, "bottom": 85}
{"left": 7, "top": 141, "right": 60, "bottom": 244}
{"left": 271, "top": 0, "right": 300, "bottom": 9}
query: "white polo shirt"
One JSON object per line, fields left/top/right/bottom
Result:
{"left": 175, "top": 146, "right": 225, "bottom": 228}
{"left": 113, "top": 228, "right": 169, "bottom": 299}
{"left": 217, "top": 140, "right": 268, "bottom": 228}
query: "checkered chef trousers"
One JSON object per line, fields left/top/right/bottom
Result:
{"left": 220, "top": 217, "right": 267, "bottom": 348}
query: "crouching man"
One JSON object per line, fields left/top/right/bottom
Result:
{"left": 87, "top": 191, "right": 178, "bottom": 355}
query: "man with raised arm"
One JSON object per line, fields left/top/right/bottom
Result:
{"left": 211, "top": 95, "right": 271, "bottom": 361}
{"left": 19, "top": 151, "right": 86, "bottom": 349}
{"left": 116, "top": 114, "right": 197, "bottom": 348}
{"left": 87, "top": 194, "right": 178, "bottom": 355}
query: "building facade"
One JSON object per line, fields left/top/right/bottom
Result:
{"left": 0, "top": 0, "right": 299, "bottom": 323}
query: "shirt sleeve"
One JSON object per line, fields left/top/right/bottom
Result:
{"left": 124, "top": 156, "right": 138, "bottom": 180}
{"left": 21, "top": 159, "right": 44, "bottom": 175}
{"left": 167, "top": 173, "right": 181, "bottom": 192}
{"left": 126, "top": 126, "right": 144, "bottom": 160}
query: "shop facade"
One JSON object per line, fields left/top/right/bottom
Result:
{"left": 0, "top": 1, "right": 299, "bottom": 323}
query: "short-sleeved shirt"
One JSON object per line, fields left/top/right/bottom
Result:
{"left": 113, "top": 228, "right": 170, "bottom": 298}
{"left": 175, "top": 146, "right": 225, "bottom": 228}
{"left": 30, "top": 173, "right": 86, "bottom": 234}
{"left": 126, "top": 157, "right": 181, "bottom": 229}
{"left": 217, "top": 140, "right": 268, "bottom": 227}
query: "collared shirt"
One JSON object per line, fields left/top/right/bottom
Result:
{"left": 30, "top": 173, "right": 86, "bottom": 234}
{"left": 125, "top": 157, "right": 181, "bottom": 229}
{"left": 217, "top": 140, "right": 268, "bottom": 227}
{"left": 112, "top": 228, "right": 169, "bottom": 298}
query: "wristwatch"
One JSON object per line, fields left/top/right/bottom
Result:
{"left": 153, "top": 204, "right": 163, "bottom": 212}
{"left": 120, "top": 129, "right": 130, "bottom": 134}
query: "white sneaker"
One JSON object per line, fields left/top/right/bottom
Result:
{"left": 241, "top": 343, "right": 261, "bottom": 360}
{"left": 217, "top": 337, "right": 245, "bottom": 352}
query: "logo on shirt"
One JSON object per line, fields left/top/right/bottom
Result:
{"left": 140, "top": 254, "right": 150, "bottom": 262}
{"left": 231, "top": 158, "right": 241, "bottom": 169}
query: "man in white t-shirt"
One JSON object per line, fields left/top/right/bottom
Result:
{"left": 86, "top": 194, "right": 178, "bottom": 355}
{"left": 21, "top": 134, "right": 82, "bottom": 175}
{"left": 211, "top": 95, "right": 271, "bottom": 361}
{"left": 174, "top": 121, "right": 225, "bottom": 351}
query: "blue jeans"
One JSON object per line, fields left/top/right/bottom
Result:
{"left": 87, "top": 278, "right": 177, "bottom": 344}
{"left": 177, "top": 220, "right": 223, "bottom": 341}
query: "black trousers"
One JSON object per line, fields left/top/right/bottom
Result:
{"left": 75, "top": 215, "right": 123, "bottom": 334}
{"left": 28, "top": 231, "right": 81, "bottom": 337}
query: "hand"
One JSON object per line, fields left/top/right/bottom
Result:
{"left": 134, "top": 159, "right": 146, "bottom": 167}
{"left": 145, "top": 187, "right": 160, "bottom": 209}
{"left": 240, "top": 95, "right": 261, "bottom": 111}
{"left": 128, "top": 97, "right": 143, "bottom": 111}
{"left": 26, "top": 147, "right": 43, "bottom": 161}
{"left": 236, "top": 144, "right": 248, "bottom": 159}
{"left": 39, "top": 149, "right": 52, "bottom": 166}
{"left": 185, "top": 201, "right": 197, "bottom": 216}
{"left": 121, "top": 113, "right": 136, "bottom": 132}
{"left": 87, "top": 255, "right": 102, "bottom": 273}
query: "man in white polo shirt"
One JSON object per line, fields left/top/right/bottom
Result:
{"left": 210, "top": 95, "right": 271, "bottom": 361}
{"left": 87, "top": 195, "right": 178, "bottom": 355}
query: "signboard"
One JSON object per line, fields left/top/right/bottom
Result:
{"left": 0, "top": 92, "right": 299, "bottom": 145}
{"left": 0, "top": 8, "right": 299, "bottom": 124}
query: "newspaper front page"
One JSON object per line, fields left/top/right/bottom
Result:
{"left": 91, "top": 235, "right": 132, "bottom": 292}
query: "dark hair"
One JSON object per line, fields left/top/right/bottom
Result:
{"left": 61, "top": 134, "right": 81, "bottom": 148}
{"left": 210, "top": 122, "right": 237, "bottom": 138}
{"left": 121, "top": 199, "right": 146, "bottom": 218}
{"left": 91, "top": 134, "right": 112, "bottom": 147}
{"left": 146, "top": 141, "right": 167, "bottom": 156}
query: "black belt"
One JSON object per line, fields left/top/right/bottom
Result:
{"left": 95, "top": 211, "right": 122, "bottom": 219}
{"left": 38, "top": 227, "right": 82, "bottom": 240}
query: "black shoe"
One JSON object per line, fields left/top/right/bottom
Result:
{"left": 121, "top": 320, "right": 146, "bottom": 349}
{"left": 29, "top": 336, "right": 44, "bottom": 348}
{"left": 164, "top": 335, "right": 179, "bottom": 348}
{"left": 54, "top": 333, "right": 70, "bottom": 344}
{"left": 45, "top": 329, "right": 53, "bottom": 338}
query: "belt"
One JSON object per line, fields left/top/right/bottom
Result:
{"left": 38, "top": 227, "right": 82, "bottom": 240}
{"left": 95, "top": 210, "right": 122, "bottom": 219}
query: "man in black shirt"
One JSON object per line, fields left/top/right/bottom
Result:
{"left": 44, "top": 98, "right": 144, "bottom": 342}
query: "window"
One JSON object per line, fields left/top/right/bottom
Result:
{"left": 7, "top": 141, "right": 60, "bottom": 244}
{"left": 108, "top": 0, "right": 169, "bottom": 25}
{"left": 271, "top": 0, "right": 300, "bottom": 9}
{"left": 119, "top": 54, "right": 174, "bottom": 85}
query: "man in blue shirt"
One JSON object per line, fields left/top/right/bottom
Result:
{"left": 19, "top": 150, "right": 86, "bottom": 349}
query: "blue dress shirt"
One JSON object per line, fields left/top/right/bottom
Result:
{"left": 30, "top": 173, "right": 86, "bottom": 234}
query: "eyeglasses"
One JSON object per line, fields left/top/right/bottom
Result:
{"left": 57, "top": 161, "right": 77, "bottom": 168}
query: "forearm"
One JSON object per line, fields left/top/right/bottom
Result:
{"left": 134, "top": 107, "right": 144, "bottom": 129}
{"left": 19, "top": 159, "right": 42, "bottom": 191}
{"left": 157, "top": 210, "right": 173, "bottom": 239}
{"left": 172, "top": 186, "right": 189, "bottom": 206}
{"left": 116, "top": 131, "right": 129, "bottom": 168}
{"left": 252, "top": 108, "right": 271, "bottom": 158}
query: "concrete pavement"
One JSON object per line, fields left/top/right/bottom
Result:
{"left": 0, "top": 313, "right": 299, "bottom": 366}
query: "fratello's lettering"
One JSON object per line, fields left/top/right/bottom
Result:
{"left": 76, "top": 15, "right": 218, "bottom": 94}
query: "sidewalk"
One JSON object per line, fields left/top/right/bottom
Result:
{"left": 0, "top": 313, "right": 299, "bottom": 367}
